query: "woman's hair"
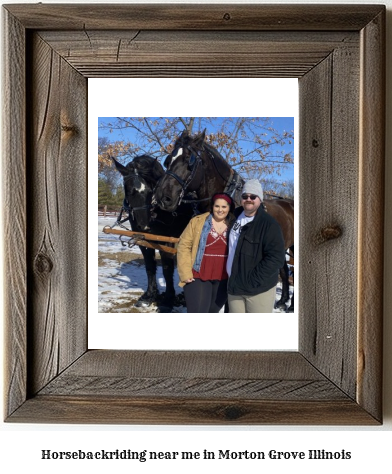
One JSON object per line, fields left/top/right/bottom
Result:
{"left": 210, "top": 192, "right": 236, "bottom": 224}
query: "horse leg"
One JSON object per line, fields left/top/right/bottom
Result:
{"left": 157, "top": 251, "right": 175, "bottom": 312}
{"left": 286, "top": 246, "right": 294, "bottom": 312}
{"left": 275, "top": 260, "right": 290, "bottom": 310}
{"left": 286, "top": 292, "right": 294, "bottom": 313}
{"left": 135, "top": 246, "right": 159, "bottom": 307}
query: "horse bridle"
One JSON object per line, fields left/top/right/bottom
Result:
{"left": 122, "top": 171, "right": 153, "bottom": 221}
{"left": 164, "top": 144, "right": 204, "bottom": 206}
{"left": 164, "top": 143, "right": 240, "bottom": 208}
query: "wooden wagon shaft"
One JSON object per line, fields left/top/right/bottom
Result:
{"left": 133, "top": 239, "right": 177, "bottom": 254}
{"left": 102, "top": 226, "right": 178, "bottom": 254}
{"left": 103, "top": 227, "right": 295, "bottom": 262}
{"left": 103, "top": 226, "right": 179, "bottom": 243}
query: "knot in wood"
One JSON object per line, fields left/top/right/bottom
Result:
{"left": 223, "top": 405, "right": 244, "bottom": 420}
{"left": 61, "top": 124, "right": 77, "bottom": 134}
{"left": 314, "top": 225, "right": 342, "bottom": 245}
{"left": 312, "top": 139, "right": 319, "bottom": 148}
{"left": 34, "top": 252, "right": 53, "bottom": 275}
{"left": 223, "top": 13, "right": 231, "bottom": 21}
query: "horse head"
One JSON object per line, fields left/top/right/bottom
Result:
{"left": 152, "top": 130, "right": 206, "bottom": 212}
{"left": 112, "top": 154, "right": 164, "bottom": 232}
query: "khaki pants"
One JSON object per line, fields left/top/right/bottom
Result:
{"left": 228, "top": 286, "right": 276, "bottom": 313}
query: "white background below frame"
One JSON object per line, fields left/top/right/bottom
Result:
{"left": 88, "top": 78, "right": 299, "bottom": 351}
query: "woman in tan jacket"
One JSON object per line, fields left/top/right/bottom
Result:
{"left": 177, "top": 193, "right": 234, "bottom": 312}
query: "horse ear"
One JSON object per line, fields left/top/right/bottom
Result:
{"left": 194, "top": 129, "right": 206, "bottom": 146}
{"left": 111, "top": 156, "right": 128, "bottom": 176}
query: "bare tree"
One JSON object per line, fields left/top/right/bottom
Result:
{"left": 98, "top": 117, "right": 294, "bottom": 194}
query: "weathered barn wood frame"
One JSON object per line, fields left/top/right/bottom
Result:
{"left": 2, "top": 4, "right": 385, "bottom": 424}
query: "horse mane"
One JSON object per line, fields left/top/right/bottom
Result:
{"left": 203, "top": 142, "right": 229, "bottom": 167}
{"left": 133, "top": 154, "right": 164, "bottom": 184}
{"left": 175, "top": 130, "right": 232, "bottom": 171}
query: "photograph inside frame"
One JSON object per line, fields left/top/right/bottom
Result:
{"left": 98, "top": 117, "right": 294, "bottom": 315}
{"left": 3, "top": 3, "right": 385, "bottom": 427}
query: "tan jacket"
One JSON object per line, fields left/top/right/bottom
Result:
{"left": 177, "top": 212, "right": 210, "bottom": 287}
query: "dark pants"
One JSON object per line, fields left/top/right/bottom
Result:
{"left": 183, "top": 278, "right": 228, "bottom": 313}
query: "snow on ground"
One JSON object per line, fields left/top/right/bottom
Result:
{"left": 98, "top": 216, "right": 293, "bottom": 313}
{"left": 98, "top": 216, "right": 186, "bottom": 313}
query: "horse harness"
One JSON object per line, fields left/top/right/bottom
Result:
{"left": 164, "top": 143, "right": 243, "bottom": 210}
{"left": 120, "top": 170, "right": 153, "bottom": 222}
{"left": 119, "top": 169, "right": 191, "bottom": 228}
{"left": 164, "top": 143, "right": 204, "bottom": 207}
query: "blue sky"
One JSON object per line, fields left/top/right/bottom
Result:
{"left": 98, "top": 116, "right": 294, "bottom": 183}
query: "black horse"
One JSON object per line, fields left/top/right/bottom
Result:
{"left": 153, "top": 130, "right": 243, "bottom": 213}
{"left": 152, "top": 130, "right": 294, "bottom": 312}
{"left": 112, "top": 154, "right": 194, "bottom": 312}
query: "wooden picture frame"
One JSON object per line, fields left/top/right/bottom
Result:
{"left": 3, "top": 4, "right": 385, "bottom": 424}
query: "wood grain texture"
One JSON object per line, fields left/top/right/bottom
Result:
{"left": 357, "top": 9, "right": 385, "bottom": 422}
{"left": 39, "top": 377, "right": 346, "bottom": 400}
{"left": 4, "top": 4, "right": 384, "bottom": 31}
{"left": 2, "top": 8, "right": 27, "bottom": 419}
{"left": 299, "top": 43, "right": 360, "bottom": 398}
{"left": 2, "top": 4, "right": 385, "bottom": 425}
{"left": 38, "top": 30, "right": 358, "bottom": 78}
{"left": 58, "top": 350, "right": 322, "bottom": 379}
{"left": 27, "top": 33, "right": 87, "bottom": 395}
{"left": 37, "top": 351, "right": 347, "bottom": 400}
{"left": 10, "top": 396, "right": 377, "bottom": 425}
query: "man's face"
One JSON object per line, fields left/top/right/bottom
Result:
{"left": 241, "top": 193, "right": 261, "bottom": 216}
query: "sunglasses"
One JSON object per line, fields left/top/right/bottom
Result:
{"left": 241, "top": 194, "right": 258, "bottom": 201}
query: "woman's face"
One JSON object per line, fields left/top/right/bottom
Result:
{"left": 212, "top": 199, "right": 230, "bottom": 221}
